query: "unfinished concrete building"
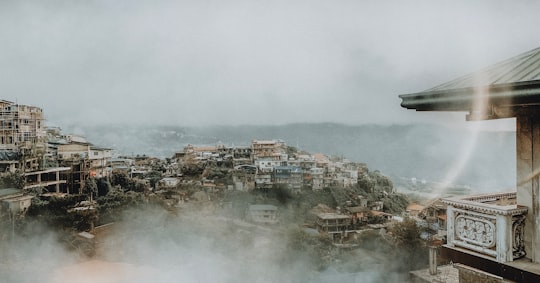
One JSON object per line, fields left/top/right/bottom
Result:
{"left": 0, "top": 100, "right": 46, "bottom": 173}
{"left": 23, "top": 167, "right": 71, "bottom": 193}
{"left": 0, "top": 101, "right": 73, "bottom": 193}
{"left": 0, "top": 100, "right": 114, "bottom": 195}
{"left": 57, "top": 141, "right": 113, "bottom": 194}
{"left": 316, "top": 212, "right": 352, "bottom": 242}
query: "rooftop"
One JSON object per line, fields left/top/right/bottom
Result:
{"left": 317, "top": 213, "right": 351, "bottom": 220}
{"left": 345, "top": 206, "right": 368, "bottom": 213}
{"left": 399, "top": 46, "right": 540, "bottom": 119}
{"left": 0, "top": 188, "right": 22, "bottom": 198}
{"left": 406, "top": 203, "right": 425, "bottom": 211}
{"left": 429, "top": 47, "right": 540, "bottom": 91}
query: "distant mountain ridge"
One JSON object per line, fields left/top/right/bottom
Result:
{"left": 65, "top": 123, "right": 516, "bottom": 192}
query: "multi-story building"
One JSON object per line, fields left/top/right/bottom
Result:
{"left": 88, "top": 146, "right": 113, "bottom": 178}
{"left": 230, "top": 145, "right": 252, "bottom": 166}
{"left": 251, "top": 139, "right": 286, "bottom": 161}
{"left": 254, "top": 172, "right": 273, "bottom": 189}
{"left": 246, "top": 204, "right": 279, "bottom": 224}
{"left": 274, "top": 166, "right": 303, "bottom": 190}
{"left": 232, "top": 165, "right": 257, "bottom": 191}
{"left": 254, "top": 158, "right": 285, "bottom": 173}
{"left": 182, "top": 144, "right": 219, "bottom": 161}
{"left": 0, "top": 101, "right": 89, "bottom": 195}
{"left": 57, "top": 141, "right": 113, "bottom": 193}
{"left": 306, "top": 167, "right": 325, "bottom": 190}
{"left": 174, "top": 144, "right": 252, "bottom": 167}
{"left": 24, "top": 167, "right": 71, "bottom": 193}
{"left": 316, "top": 213, "right": 352, "bottom": 242}
{"left": 0, "top": 100, "right": 46, "bottom": 172}
{"left": 288, "top": 154, "right": 317, "bottom": 170}
{"left": 0, "top": 100, "right": 45, "bottom": 151}
{"left": 422, "top": 199, "right": 448, "bottom": 238}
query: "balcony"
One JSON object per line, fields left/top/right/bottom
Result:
{"left": 442, "top": 192, "right": 528, "bottom": 263}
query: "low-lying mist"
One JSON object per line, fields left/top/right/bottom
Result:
{"left": 2, "top": 205, "right": 410, "bottom": 283}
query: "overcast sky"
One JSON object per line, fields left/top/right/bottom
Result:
{"left": 1, "top": 0, "right": 540, "bottom": 128}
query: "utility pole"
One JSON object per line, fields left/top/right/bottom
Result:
{"left": 10, "top": 210, "right": 14, "bottom": 240}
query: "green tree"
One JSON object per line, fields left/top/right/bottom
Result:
{"left": 273, "top": 184, "right": 293, "bottom": 204}
{"left": 0, "top": 172, "right": 25, "bottom": 189}
{"left": 286, "top": 146, "right": 298, "bottom": 158}
{"left": 286, "top": 227, "right": 336, "bottom": 270}
{"left": 143, "top": 170, "right": 162, "bottom": 189}
{"left": 129, "top": 178, "right": 149, "bottom": 193}
{"left": 26, "top": 194, "right": 87, "bottom": 230}
{"left": 381, "top": 193, "right": 409, "bottom": 214}
{"left": 110, "top": 171, "right": 130, "bottom": 189}
{"left": 96, "top": 177, "right": 111, "bottom": 197}
{"left": 356, "top": 173, "right": 375, "bottom": 193}
{"left": 390, "top": 218, "right": 427, "bottom": 271}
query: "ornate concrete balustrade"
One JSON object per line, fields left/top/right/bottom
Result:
{"left": 442, "top": 192, "right": 528, "bottom": 263}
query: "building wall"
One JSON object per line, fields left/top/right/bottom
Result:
{"left": 0, "top": 101, "right": 45, "bottom": 152}
{"left": 58, "top": 143, "right": 90, "bottom": 160}
{"left": 251, "top": 140, "right": 286, "bottom": 160}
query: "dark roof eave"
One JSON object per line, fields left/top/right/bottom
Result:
{"left": 400, "top": 80, "right": 540, "bottom": 111}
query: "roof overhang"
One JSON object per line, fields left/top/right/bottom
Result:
{"left": 400, "top": 80, "right": 540, "bottom": 120}
{"left": 400, "top": 46, "right": 540, "bottom": 120}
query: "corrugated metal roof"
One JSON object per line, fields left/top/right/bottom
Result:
{"left": 428, "top": 47, "right": 540, "bottom": 92}
{"left": 399, "top": 46, "right": 540, "bottom": 114}
{"left": 317, "top": 212, "right": 350, "bottom": 219}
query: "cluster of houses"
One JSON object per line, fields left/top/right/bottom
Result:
{"left": 165, "top": 140, "right": 435, "bottom": 243}
{"left": 172, "top": 139, "right": 367, "bottom": 192}
{"left": 0, "top": 99, "right": 446, "bottom": 248}
{"left": 0, "top": 100, "right": 119, "bottom": 220}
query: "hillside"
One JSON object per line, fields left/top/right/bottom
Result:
{"left": 63, "top": 123, "right": 516, "bottom": 193}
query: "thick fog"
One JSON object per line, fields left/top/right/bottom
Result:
{"left": 1, "top": 207, "right": 408, "bottom": 283}
{"left": 1, "top": 0, "right": 540, "bottom": 128}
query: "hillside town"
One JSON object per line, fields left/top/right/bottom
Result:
{"left": 0, "top": 99, "right": 448, "bottom": 281}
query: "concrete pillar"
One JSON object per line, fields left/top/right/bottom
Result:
{"left": 516, "top": 115, "right": 540, "bottom": 262}
{"left": 36, "top": 173, "right": 41, "bottom": 192}
{"left": 429, "top": 246, "right": 438, "bottom": 275}
{"left": 447, "top": 205, "right": 455, "bottom": 246}
{"left": 56, "top": 170, "right": 60, "bottom": 193}
{"left": 496, "top": 214, "right": 513, "bottom": 262}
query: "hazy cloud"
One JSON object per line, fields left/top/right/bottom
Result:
{"left": 1, "top": 0, "right": 539, "bottom": 128}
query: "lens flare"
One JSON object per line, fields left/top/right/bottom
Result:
{"left": 432, "top": 85, "right": 490, "bottom": 196}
